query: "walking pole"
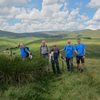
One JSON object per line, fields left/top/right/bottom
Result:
{"left": 60, "top": 54, "right": 65, "bottom": 71}
{"left": 48, "top": 53, "right": 51, "bottom": 73}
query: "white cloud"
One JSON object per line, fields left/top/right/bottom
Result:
{"left": 80, "top": 15, "right": 89, "bottom": 21}
{"left": 0, "top": 0, "right": 30, "bottom": 7}
{"left": 88, "top": 0, "right": 100, "bottom": 8}
{"left": 87, "top": 0, "right": 100, "bottom": 30}
{"left": 0, "top": 0, "right": 99, "bottom": 32}
{"left": 42, "top": 0, "right": 66, "bottom": 6}
{"left": 87, "top": 20, "right": 100, "bottom": 30}
{"left": 87, "top": 8, "right": 100, "bottom": 30}
{"left": 93, "top": 8, "right": 100, "bottom": 21}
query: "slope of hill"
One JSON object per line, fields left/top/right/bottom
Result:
{"left": 0, "top": 30, "right": 70, "bottom": 38}
{"left": 80, "top": 29, "right": 100, "bottom": 38}
{"left": 0, "top": 30, "right": 51, "bottom": 38}
{"left": 0, "top": 38, "right": 100, "bottom": 100}
{"left": 0, "top": 29, "right": 100, "bottom": 51}
{"left": 0, "top": 29, "right": 100, "bottom": 39}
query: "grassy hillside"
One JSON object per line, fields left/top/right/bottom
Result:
{"left": 79, "top": 30, "right": 100, "bottom": 39}
{"left": 0, "top": 29, "right": 100, "bottom": 51}
{"left": 0, "top": 48, "right": 100, "bottom": 100}
{"left": 0, "top": 30, "right": 100, "bottom": 100}
{"left": 0, "top": 29, "right": 100, "bottom": 39}
{"left": 0, "top": 37, "right": 42, "bottom": 52}
{"left": 0, "top": 30, "right": 51, "bottom": 38}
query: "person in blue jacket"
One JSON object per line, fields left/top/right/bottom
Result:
{"left": 63, "top": 39, "right": 76, "bottom": 72}
{"left": 75, "top": 38, "right": 86, "bottom": 72}
{"left": 19, "top": 43, "right": 30, "bottom": 60}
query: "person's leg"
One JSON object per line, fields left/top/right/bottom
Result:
{"left": 69, "top": 58, "right": 73, "bottom": 72}
{"left": 45, "top": 54, "right": 49, "bottom": 59}
{"left": 42, "top": 54, "right": 50, "bottom": 72}
{"left": 42, "top": 54, "right": 48, "bottom": 58}
{"left": 80, "top": 57, "right": 85, "bottom": 72}
{"left": 76, "top": 56, "right": 81, "bottom": 70}
{"left": 55, "top": 60, "right": 60, "bottom": 74}
{"left": 66, "top": 58, "right": 70, "bottom": 71}
{"left": 51, "top": 60, "right": 56, "bottom": 74}
{"left": 45, "top": 54, "right": 50, "bottom": 72}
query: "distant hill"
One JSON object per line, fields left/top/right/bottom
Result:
{"left": 79, "top": 29, "right": 100, "bottom": 38}
{"left": 0, "top": 29, "right": 100, "bottom": 39}
{"left": 0, "top": 30, "right": 72, "bottom": 39}
{"left": 0, "top": 30, "right": 51, "bottom": 38}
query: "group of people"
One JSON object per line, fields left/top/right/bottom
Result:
{"left": 19, "top": 38, "right": 86, "bottom": 74}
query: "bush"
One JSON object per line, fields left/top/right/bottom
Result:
{"left": 0, "top": 55, "right": 48, "bottom": 84}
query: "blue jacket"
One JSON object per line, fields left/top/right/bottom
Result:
{"left": 20, "top": 47, "right": 29, "bottom": 58}
{"left": 75, "top": 43, "right": 86, "bottom": 56}
{"left": 64, "top": 45, "right": 75, "bottom": 58}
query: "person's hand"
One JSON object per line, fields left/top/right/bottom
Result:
{"left": 75, "top": 50, "right": 79, "bottom": 55}
{"left": 28, "top": 52, "right": 31, "bottom": 56}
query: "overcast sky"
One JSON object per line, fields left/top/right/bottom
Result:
{"left": 0, "top": 0, "right": 100, "bottom": 33}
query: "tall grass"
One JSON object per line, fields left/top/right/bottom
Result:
{"left": 0, "top": 37, "right": 100, "bottom": 100}
{"left": 0, "top": 55, "right": 48, "bottom": 85}
{"left": 0, "top": 59, "right": 100, "bottom": 100}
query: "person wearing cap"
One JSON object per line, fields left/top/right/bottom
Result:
{"left": 63, "top": 39, "right": 76, "bottom": 72}
{"left": 50, "top": 45, "right": 60, "bottom": 74}
{"left": 75, "top": 38, "right": 86, "bottom": 72}
{"left": 40, "top": 40, "right": 49, "bottom": 58}
{"left": 19, "top": 43, "right": 30, "bottom": 60}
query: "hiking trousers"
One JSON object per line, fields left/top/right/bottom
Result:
{"left": 51, "top": 59, "right": 60, "bottom": 74}
{"left": 66, "top": 57, "right": 73, "bottom": 72}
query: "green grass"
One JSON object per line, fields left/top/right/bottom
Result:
{"left": 0, "top": 54, "right": 48, "bottom": 85}
{"left": 0, "top": 37, "right": 42, "bottom": 51}
{"left": 0, "top": 33, "right": 100, "bottom": 100}
{"left": 0, "top": 58, "right": 100, "bottom": 100}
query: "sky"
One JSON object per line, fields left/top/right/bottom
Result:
{"left": 0, "top": 0, "right": 100, "bottom": 33}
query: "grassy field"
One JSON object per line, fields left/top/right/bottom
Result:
{"left": 0, "top": 33, "right": 100, "bottom": 100}
{"left": 0, "top": 37, "right": 42, "bottom": 52}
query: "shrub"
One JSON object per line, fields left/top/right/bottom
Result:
{"left": 0, "top": 55, "right": 48, "bottom": 84}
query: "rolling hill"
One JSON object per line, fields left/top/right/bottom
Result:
{"left": 0, "top": 29, "right": 100, "bottom": 39}
{"left": 0, "top": 30, "right": 50, "bottom": 38}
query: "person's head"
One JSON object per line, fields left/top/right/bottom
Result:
{"left": 19, "top": 43, "right": 25, "bottom": 48}
{"left": 67, "top": 39, "right": 71, "bottom": 45}
{"left": 53, "top": 45, "right": 57, "bottom": 49}
{"left": 77, "top": 38, "right": 81, "bottom": 44}
{"left": 41, "top": 40, "right": 46, "bottom": 46}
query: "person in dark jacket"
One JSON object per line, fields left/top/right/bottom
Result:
{"left": 50, "top": 45, "right": 60, "bottom": 74}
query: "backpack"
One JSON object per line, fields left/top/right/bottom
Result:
{"left": 24, "top": 47, "right": 30, "bottom": 57}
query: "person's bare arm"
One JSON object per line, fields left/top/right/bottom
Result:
{"left": 84, "top": 49, "right": 86, "bottom": 55}
{"left": 83, "top": 49, "right": 86, "bottom": 58}
{"left": 74, "top": 50, "right": 78, "bottom": 55}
